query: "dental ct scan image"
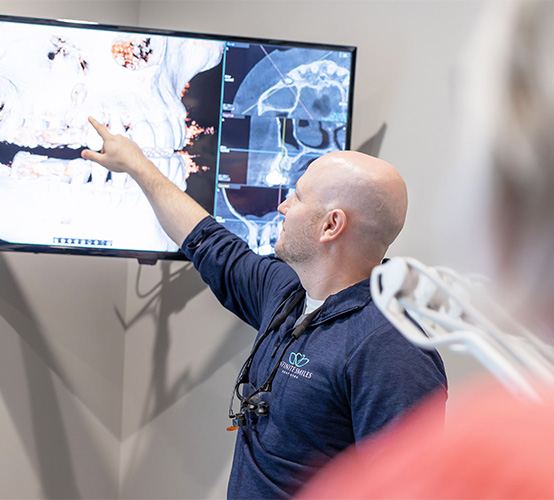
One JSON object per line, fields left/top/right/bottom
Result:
{"left": 217, "top": 45, "right": 352, "bottom": 255}
{"left": 0, "top": 16, "right": 355, "bottom": 261}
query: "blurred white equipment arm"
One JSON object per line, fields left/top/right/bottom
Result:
{"left": 370, "top": 257, "right": 554, "bottom": 401}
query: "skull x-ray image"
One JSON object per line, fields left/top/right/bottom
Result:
{"left": 216, "top": 45, "right": 352, "bottom": 254}
{"left": 0, "top": 20, "right": 224, "bottom": 253}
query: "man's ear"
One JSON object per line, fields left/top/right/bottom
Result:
{"left": 320, "top": 209, "right": 347, "bottom": 242}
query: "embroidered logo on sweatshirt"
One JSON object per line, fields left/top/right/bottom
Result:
{"left": 289, "top": 352, "right": 310, "bottom": 367}
{"left": 280, "top": 352, "right": 313, "bottom": 379}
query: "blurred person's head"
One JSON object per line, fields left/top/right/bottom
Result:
{"left": 447, "top": 0, "right": 554, "bottom": 330}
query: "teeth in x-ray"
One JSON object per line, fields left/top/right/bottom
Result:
{"left": 130, "top": 120, "right": 156, "bottom": 149}
{"left": 67, "top": 158, "right": 91, "bottom": 184}
{"left": 11, "top": 152, "right": 48, "bottom": 179}
{"left": 43, "top": 126, "right": 88, "bottom": 149}
{"left": 4, "top": 148, "right": 189, "bottom": 191}
{"left": 293, "top": 60, "right": 347, "bottom": 86}
{"left": 10, "top": 151, "right": 93, "bottom": 184}
{"left": 169, "top": 156, "right": 186, "bottom": 187}
{"left": 258, "top": 223, "right": 275, "bottom": 256}
{"left": 265, "top": 152, "right": 292, "bottom": 186}
{"left": 149, "top": 154, "right": 187, "bottom": 191}
{"left": 154, "top": 119, "right": 178, "bottom": 150}
{"left": 84, "top": 127, "right": 103, "bottom": 152}
{"left": 105, "top": 119, "right": 126, "bottom": 137}
{"left": 176, "top": 119, "right": 186, "bottom": 149}
{"left": 111, "top": 171, "right": 128, "bottom": 189}
{"left": 91, "top": 162, "right": 109, "bottom": 186}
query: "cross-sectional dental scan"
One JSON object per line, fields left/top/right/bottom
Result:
{"left": 0, "top": 16, "right": 355, "bottom": 261}
{"left": 217, "top": 45, "right": 352, "bottom": 255}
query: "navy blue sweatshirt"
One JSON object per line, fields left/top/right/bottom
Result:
{"left": 183, "top": 216, "right": 447, "bottom": 499}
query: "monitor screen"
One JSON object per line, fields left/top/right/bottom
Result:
{"left": 0, "top": 15, "right": 356, "bottom": 263}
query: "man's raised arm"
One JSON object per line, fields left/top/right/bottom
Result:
{"left": 81, "top": 117, "right": 209, "bottom": 247}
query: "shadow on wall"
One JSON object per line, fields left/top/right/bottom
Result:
{"left": 118, "top": 261, "right": 254, "bottom": 498}
{"left": 0, "top": 252, "right": 253, "bottom": 498}
{"left": 119, "top": 261, "right": 254, "bottom": 434}
{"left": 0, "top": 254, "right": 81, "bottom": 498}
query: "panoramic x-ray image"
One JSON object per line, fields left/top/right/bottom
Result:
{"left": 0, "top": 20, "right": 224, "bottom": 253}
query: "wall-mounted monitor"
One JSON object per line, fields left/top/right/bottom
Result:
{"left": 0, "top": 15, "right": 356, "bottom": 263}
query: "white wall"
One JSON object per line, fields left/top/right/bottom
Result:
{"left": 0, "top": 3, "right": 138, "bottom": 499}
{"left": 0, "top": 1, "right": 490, "bottom": 498}
{"left": 118, "top": 260, "right": 252, "bottom": 499}
{"left": 0, "top": 0, "right": 140, "bottom": 24}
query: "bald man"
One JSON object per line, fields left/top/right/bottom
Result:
{"left": 274, "top": 151, "right": 408, "bottom": 299}
{"left": 82, "top": 118, "right": 447, "bottom": 500}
